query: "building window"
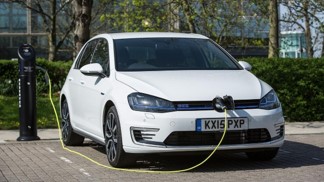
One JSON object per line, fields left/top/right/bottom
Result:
{"left": 0, "top": 2, "right": 27, "bottom": 33}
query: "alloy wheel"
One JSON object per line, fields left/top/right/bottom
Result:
{"left": 61, "top": 100, "right": 71, "bottom": 142}
{"left": 105, "top": 112, "right": 118, "bottom": 162}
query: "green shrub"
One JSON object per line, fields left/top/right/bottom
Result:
{"left": 244, "top": 58, "right": 324, "bottom": 121}
{"left": 0, "top": 59, "right": 72, "bottom": 96}
{"left": 0, "top": 60, "right": 18, "bottom": 96}
{"left": 34, "top": 58, "right": 72, "bottom": 95}
{"left": 1, "top": 58, "right": 324, "bottom": 122}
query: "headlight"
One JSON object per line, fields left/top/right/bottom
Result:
{"left": 259, "top": 90, "right": 280, "bottom": 110}
{"left": 128, "top": 93, "right": 175, "bottom": 113}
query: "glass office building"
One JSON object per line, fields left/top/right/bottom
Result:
{"left": 0, "top": 1, "right": 49, "bottom": 59}
{"left": 280, "top": 31, "right": 307, "bottom": 58}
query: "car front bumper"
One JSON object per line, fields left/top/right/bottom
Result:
{"left": 119, "top": 106, "right": 285, "bottom": 154}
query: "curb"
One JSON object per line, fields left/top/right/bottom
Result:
{"left": 285, "top": 121, "right": 324, "bottom": 135}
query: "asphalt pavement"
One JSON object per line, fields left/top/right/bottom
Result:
{"left": 1, "top": 122, "right": 324, "bottom": 181}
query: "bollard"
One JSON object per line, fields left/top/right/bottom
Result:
{"left": 17, "top": 44, "right": 40, "bottom": 141}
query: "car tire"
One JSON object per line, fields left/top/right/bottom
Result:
{"left": 61, "top": 99, "right": 84, "bottom": 146}
{"left": 246, "top": 148, "right": 279, "bottom": 161}
{"left": 104, "top": 106, "right": 136, "bottom": 167}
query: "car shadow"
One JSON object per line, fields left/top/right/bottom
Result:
{"left": 82, "top": 139, "right": 324, "bottom": 172}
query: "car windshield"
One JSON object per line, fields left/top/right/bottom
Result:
{"left": 114, "top": 38, "right": 240, "bottom": 71}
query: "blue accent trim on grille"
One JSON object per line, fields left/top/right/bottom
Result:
{"left": 235, "top": 105, "right": 259, "bottom": 109}
{"left": 176, "top": 107, "right": 214, "bottom": 111}
{"left": 173, "top": 100, "right": 260, "bottom": 111}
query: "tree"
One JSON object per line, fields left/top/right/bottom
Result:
{"left": 100, "top": 0, "right": 168, "bottom": 32}
{"left": 72, "top": 0, "right": 93, "bottom": 54}
{"left": 281, "top": 0, "right": 324, "bottom": 58}
{"left": 172, "top": 0, "right": 268, "bottom": 47}
{"left": 268, "top": 0, "right": 279, "bottom": 58}
{"left": 16, "top": 0, "right": 74, "bottom": 61}
{"left": 179, "top": 0, "right": 197, "bottom": 33}
{"left": 321, "top": 25, "right": 324, "bottom": 57}
{"left": 99, "top": 0, "right": 273, "bottom": 50}
{"left": 196, "top": 0, "right": 266, "bottom": 47}
{"left": 101, "top": 0, "right": 252, "bottom": 44}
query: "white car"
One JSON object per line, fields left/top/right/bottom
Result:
{"left": 60, "top": 32, "right": 285, "bottom": 167}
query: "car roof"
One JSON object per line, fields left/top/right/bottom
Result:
{"left": 92, "top": 32, "right": 209, "bottom": 40}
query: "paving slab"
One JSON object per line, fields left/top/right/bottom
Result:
{"left": 1, "top": 134, "right": 324, "bottom": 181}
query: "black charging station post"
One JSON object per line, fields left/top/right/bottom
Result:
{"left": 17, "top": 44, "right": 40, "bottom": 141}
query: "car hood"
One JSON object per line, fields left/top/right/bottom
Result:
{"left": 115, "top": 70, "right": 265, "bottom": 101}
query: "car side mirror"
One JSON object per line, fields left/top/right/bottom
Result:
{"left": 238, "top": 61, "right": 252, "bottom": 71}
{"left": 80, "top": 63, "right": 106, "bottom": 77}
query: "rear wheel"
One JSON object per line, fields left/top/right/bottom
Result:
{"left": 104, "top": 106, "right": 136, "bottom": 167}
{"left": 246, "top": 148, "right": 279, "bottom": 161}
{"left": 61, "top": 99, "right": 84, "bottom": 146}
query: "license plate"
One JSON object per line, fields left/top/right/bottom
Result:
{"left": 196, "top": 118, "right": 248, "bottom": 131}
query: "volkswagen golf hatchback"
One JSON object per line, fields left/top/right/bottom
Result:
{"left": 60, "top": 32, "right": 285, "bottom": 167}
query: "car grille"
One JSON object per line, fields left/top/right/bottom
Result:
{"left": 273, "top": 125, "right": 285, "bottom": 140}
{"left": 277, "top": 125, "right": 284, "bottom": 136}
{"left": 163, "top": 129, "right": 271, "bottom": 146}
{"left": 173, "top": 100, "right": 259, "bottom": 111}
{"left": 234, "top": 100, "right": 259, "bottom": 109}
{"left": 131, "top": 127, "right": 163, "bottom": 145}
{"left": 133, "top": 130, "right": 155, "bottom": 140}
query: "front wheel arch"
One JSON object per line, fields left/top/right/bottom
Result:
{"left": 103, "top": 100, "right": 115, "bottom": 137}
{"left": 103, "top": 105, "right": 136, "bottom": 167}
{"left": 60, "top": 97, "right": 84, "bottom": 146}
{"left": 60, "top": 95, "right": 67, "bottom": 117}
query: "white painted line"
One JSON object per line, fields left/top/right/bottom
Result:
{"left": 46, "top": 147, "right": 55, "bottom": 153}
{"left": 60, "top": 157, "right": 73, "bottom": 164}
{"left": 79, "top": 168, "right": 91, "bottom": 177}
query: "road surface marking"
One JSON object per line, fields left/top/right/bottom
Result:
{"left": 46, "top": 147, "right": 55, "bottom": 153}
{"left": 60, "top": 157, "right": 73, "bottom": 164}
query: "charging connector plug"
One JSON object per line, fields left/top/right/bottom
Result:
{"left": 223, "top": 95, "right": 235, "bottom": 110}
{"left": 212, "top": 95, "right": 235, "bottom": 112}
{"left": 213, "top": 96, "right": 226, "bottom": 112}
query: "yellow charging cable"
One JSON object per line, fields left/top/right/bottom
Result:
{"left": 47, "top": 73, "right": 228, "bottom": 173}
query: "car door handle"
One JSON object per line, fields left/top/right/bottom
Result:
{"left": 68, "top": 77, "right": 73, "bottom": 81}
{"left": 80, "top": 81, "right": 85, "bottom": 85}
